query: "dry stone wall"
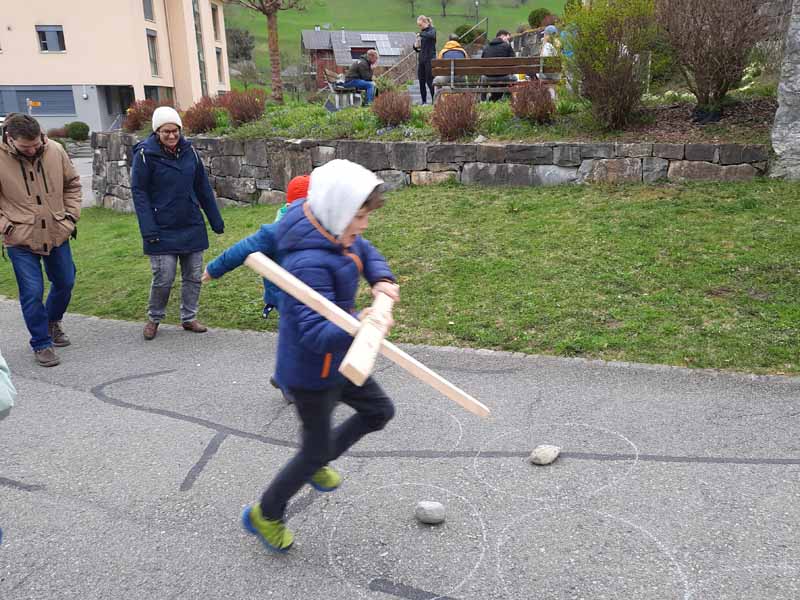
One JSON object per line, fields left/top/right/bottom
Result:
{"left": 91, "top": 132, "right": 770, "bottom": 211}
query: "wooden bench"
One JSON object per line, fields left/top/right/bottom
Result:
{"left": 432, "top": 56, "right": 561, "bottom": 98}
{"left": 324, "top": 69, "right": 363, "bottom": 109}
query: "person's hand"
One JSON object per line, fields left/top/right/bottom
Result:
{"left": 371, "top": 281, "right": 399, "bottom": 303}
{"left": 201, "top": 269, "right": 213, "bottom": 284}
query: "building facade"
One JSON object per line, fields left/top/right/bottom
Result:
{"left": 0, "top": 0, "right": 229, "bottom": 133}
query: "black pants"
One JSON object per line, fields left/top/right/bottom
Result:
{"left": 259, "top": 377, "right": 395, "bottom": 520}
{"left": 418, "top": 60, "right": 435, "bottom": 104}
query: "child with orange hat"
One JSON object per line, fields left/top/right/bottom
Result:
{"left": 201, "top": 175, "right": 310, "bottom": 403}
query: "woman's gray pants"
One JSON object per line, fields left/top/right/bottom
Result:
{"left": 147, "top": 252, "right": 204, "bottom": 324}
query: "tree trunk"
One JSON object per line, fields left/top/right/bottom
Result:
{"left": 266, "top": 11, "right": 283, "bottom": 103}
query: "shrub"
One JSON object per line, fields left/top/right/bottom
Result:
{"left": 226, "top": 27, "right": 255, "bottom": 62}
{"left": 46, "top": 127, "right": 68, "bottom": 139}
{"left": 528, "top": 8, "right": 552, "bottom": 28}
{"left": 183, "top": 97, "right": 218, "bottom": 134}
{"left": 218, "top": 89, "right": 267, "bottom": 126}
{"left": 565, "top": 0, "right": 658, "bottom": 129}
{"left": 123, "top": 99, "right": 174, "bottom": 132}
{"left": 65, "top": 121, "right": 90, "bottom": 141}
{"left": 431, "top": 93, "right": 478, "bottom": 141}
{"left": 510, "top": 81, "right": 555, "bottom": 124}
{"left": 375, "top": 74, "right": 401, "bottom": 96}
{"left": 371, "top": 91, "right": 412, "bottom": 127}
{"left": 656, "top": 0, "right": 766, "bottom": 110}
{"left": 454, "top": 24, "right": 486, "bottom": 45}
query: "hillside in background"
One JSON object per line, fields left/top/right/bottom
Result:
{"left": 224, "top": 0, "right": 567, "bottom": 75}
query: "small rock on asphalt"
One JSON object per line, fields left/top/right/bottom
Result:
{"left": 415, "top": 501, "right": 446, "bottom": 524}
{"left": 529, "top": 444, "right": 561, "bottom": 465}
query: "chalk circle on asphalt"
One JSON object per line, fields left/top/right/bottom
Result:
{"left": 496, "top": 507, "right": 693, "bottom": 600}
{"left": 327, "top": 483, "right": 486, "bottom": 600}
{"left": 473, "top": 422, "right": 639, "bottom": 502}
{"left": 341, "top": 401, "right": 464, "bottom": 455}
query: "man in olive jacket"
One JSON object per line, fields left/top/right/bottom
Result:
{"left": 0, "top": 114, "right": 81, "bottom": 367}
{"left": 343, "top": 49, "right": 379, "bottom": 106}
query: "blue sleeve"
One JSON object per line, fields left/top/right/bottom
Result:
{"left": 206, "top": 223, "right": 276, "bottom": 279}
{"left": 358, "top": 238, "right": 395, "bottom": 285}
{"left": 289, "top": 265, "right": 352, "bottom": 353}
{"left": 193, "top": 150, "right": 225, "bottom": 234}
{"left": 130, "top": 150, "right": 159, "bottom": 240}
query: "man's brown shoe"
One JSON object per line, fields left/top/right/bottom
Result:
{"left": 181, "top": 320, "right": 208, "bottom": 333}
{"left": 48, "top": 321, "right": 71, "bottom": 347}
{"left": 143, "top": 321, "right": 159, "bottom": 340}
{"left": 34, "top": 346, "right": 60, "bottom": 367}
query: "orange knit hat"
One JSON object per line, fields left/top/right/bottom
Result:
{"left": 286, "top": 175, "right": 310, "bottom": 204}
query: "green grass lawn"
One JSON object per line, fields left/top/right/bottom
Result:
{"left": 1, "top": 180, "right": 797, "bottom": 375}
{"left": 224, "top": 0, "right": 567, "bottom": 71}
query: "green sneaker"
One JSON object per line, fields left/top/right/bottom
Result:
{"left": 310, "top": 465, "right": 342, "bottom": 492}
{"left": 241, "top": 503, "right": 294, "bottom": 553}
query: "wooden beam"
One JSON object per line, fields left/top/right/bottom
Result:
{"left": 244, "top": 252, "right": 490, "bottom": 418}
{"left": 339, "top": 292, "right": 394, "bottom": 386}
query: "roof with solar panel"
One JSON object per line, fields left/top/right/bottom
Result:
{"left": 301, "top": 29, "right": 418, "bottom": 67}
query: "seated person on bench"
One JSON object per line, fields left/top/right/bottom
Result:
{"left": 433, "top": 34, "right": 469, "bottom": 94}
{"left": 342, "top": 49, "right": 379, "bottom": 106}
{"left": 480, "top": 29, "right": 516, "bottom": 101}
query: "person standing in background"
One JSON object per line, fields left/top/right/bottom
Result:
{"left": 414, "top": 15, "right": 437, "bottom": 104}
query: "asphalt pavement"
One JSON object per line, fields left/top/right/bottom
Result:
{"left": 0, "top": 300, "right": 798, "bottom": 599}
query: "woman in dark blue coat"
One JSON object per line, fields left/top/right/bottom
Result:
{"left": 131, "top": 107, "right": 224, "bottom": 340}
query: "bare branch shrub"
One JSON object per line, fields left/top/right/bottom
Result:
{"left": 510, "top": 81, "right": 555, "bottom": 124}
{"left": 655, "top": 0, "right": 767, "bottom": 109}
{"left": 371, "top": 91, "right": 412, "bottom": 127}
{"left": 431, "top": 93, "right": 478, "bottom": 141}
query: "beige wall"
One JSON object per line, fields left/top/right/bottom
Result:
{"left": 0, "top": 0, "right": 228, "bottom": 105}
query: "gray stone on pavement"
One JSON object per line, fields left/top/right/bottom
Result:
{"left": 415, "top": 501, "right": 446, "bottom": 524}
{"left": 529, "top": 444, "right": 561, "bottom": 465}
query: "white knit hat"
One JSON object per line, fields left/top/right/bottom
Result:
{"left": 307, "top": 160, "right": 383, "bottom": 238}
{"left": 152, "top": 106, "right": 182, "bottom": 132}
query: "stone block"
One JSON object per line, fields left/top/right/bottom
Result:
{"left": 461, "top": 162, "right": 498, "bottom": 185}
{"left": 240, "top": 165, "right": 269, "bottom": 179}
{"left": 107, "top": 134, "right": 125, "bottom": 161}
{"left": 221, "top": 138, "right": 245, "bottom": 156}
{"left": 578, "top": 158, "right": 642, "bottom": 184}
{"left": 505, "top": 163, "right": 536, "bottom": 186}
{"left": 717, "top": 144, "right": 770, "bottom": 165}
{"left": 505, "top": 144, "right": 553, "bottom": 165}
{"left": 552, "top": 144, "right": 582, "bottom": 167}
{"left": 336, "top": 141, "right": 391, "bottom": 171}
{"left": 120, "top": 133, "right": 139, "bottom": 147}
{"left": 642, "top": 157, "right": 669, "bottom": 183}
{"left": 114, "top": 161, "right": 131, "bottom": 187}
{"left": 580, "top": 143, "right": 615, "bottom": 159}
{"left": 684, "top": 143, "right": 719, "bottom": 162}
{"left": 617, "top": 142, "right": 652, "bottom": 158}
{"left": 668, "top": 161, "right": 719, "bottom": 181}
{"left": 244, "top": 140, "right": 270, "bottom": 167}
{"left": 311, "top": 145, "right": 336, "bottom": 167}
{"left": 376, "top": 169, "right": 408, "bottom": 191}
{"left": 256, "top": 178, "right": 273, "bottom": 190}
{"left": 410, "top": 171, "right": 457, "bottom": 186}
{"left": 269, "top": 144, "right": 314, "bottom": 191}
{"left": 216, "top": 197, "right": 251, "bottom": 208}
{"left": 92, "top": 153, "right": 107, "bottom": 177}
{"left": 103, "top": 195, "right": 134, "bottom": 213}
{"left": 92, "top": 132, "right": 109, "bottom": 148}
{"left": 476, "top": 144, "right": 507, "bottom": 163}
{"left": 427, "top": 144, "right": 476, "bottom": 164}
{"left": 653, "top": 143, "right": 684, "bottom": 160}
{"left": 258, "top": 190, "right": 287, "bottom": 205}
{"left": 532, "top": 165, "right": 578, "bottom": 186}
{"left": 203, "top": 137, "right": 223, "bottom": 157}
{"left": 720, "top": 164, "right": 760, "bottom": 181}
{"left": 427, "top": 162, "right": 461, "bottom": 172}
{"left": 91, "top": 175, "right": 106, "bottom": 196}
{"left": 214, "top": 176, "right": 258, "bottom": 202}
{"left": 211, "top": 155, "right": 243, "bottom": 177}
{"left": 107, "top": 185, "right": 132, "bottom": 201}
{"left": 388, "top": 142, "right": 427, "bottom": 171}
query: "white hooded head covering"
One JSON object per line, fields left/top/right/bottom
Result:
{"left": 306, "top": 159, "right": 384, "bottom": 238}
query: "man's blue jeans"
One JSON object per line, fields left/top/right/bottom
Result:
{"left": 7, "top": 242, "right": 76, "bottom": 351}
{"left": 342, "top": 79, "right": 376, "bottom": 105}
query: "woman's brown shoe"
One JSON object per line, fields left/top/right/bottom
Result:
{"left": 181, "top": 320, "right": 208, "bottom": 333}
{"left": 143, "top": 321, "right": 159, "bottom": 340}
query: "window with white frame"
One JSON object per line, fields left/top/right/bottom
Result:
{"left": 216, "top": 47, "right": 225, "bottom": 84}
{"left": 211, "top": 4, "right": 221, "bottom": 41}
{"left": 36, "top": 25, "right": 66, "bottom": 52}
{"left": 146, "top": 29, "right": 159, "bottom": 76}
{"left": 143, "top": 0, "right": 155, "bottom": 21}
